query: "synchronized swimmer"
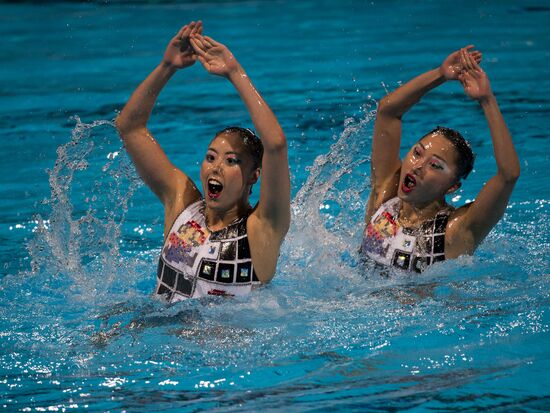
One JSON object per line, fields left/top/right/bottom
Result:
{"left": 117, "top": 21, "right": 290, "bottom": 301}
{"left": 117, "top": 23, "right": 519, "bottom": 299}
{"left": 361, "top": 46, "right": 519, "bottom": 272}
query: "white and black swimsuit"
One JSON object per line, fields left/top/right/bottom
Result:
{"left": 156, "top": 200, "right": 260, "bottom": 302}
{"left": 361, "top": 197, "right": 452, "bottom": 273}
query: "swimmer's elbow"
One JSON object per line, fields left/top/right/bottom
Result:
{"left": 507, "top": 170, "right": 520, "bottom": 184}
{"left": 500, "top": 164, "right": 520, "bottom": 184}
{"left": 377, "top": 96, "right": 403, "bottom": 118}
{"left": 378, "top": 96, "right": 392, "bottom": 113}
{"left": 510, "top": 163, "right": 521, "bottom": 181}
{"left": 115, "top": 114, "right": 145, "bottom": 140}
{"left": 114, "top": 114, "right": 130, "bottom": 136}
{"left": 264, "top": 132, "right": 287, "bottom": 153}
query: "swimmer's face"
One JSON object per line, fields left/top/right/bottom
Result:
{"left": 200, "top": 132, "right": 259, "bottom": 210}
{"left": 398, "top": 132, "right": 461, "bottom": 205}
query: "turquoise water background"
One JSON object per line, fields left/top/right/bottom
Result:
{"left": 1, "top": 1, "right": 549, "bottom": 411}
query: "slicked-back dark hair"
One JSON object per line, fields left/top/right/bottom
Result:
{"left": 425, "top": 126, "right": 475, "bottom": 180}
{"left": 215, "top": 126, "right": 264, "bottom": 170}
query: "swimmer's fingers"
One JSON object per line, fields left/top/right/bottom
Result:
{"left": 190, "top": 20, "right": 202, "bottom": 37}
{"left": 464, "top": 49, "right": 476, "bottom": 69}
{"left": 192, "top": 34, "right": 210, "bottom": 48}
{"left": 163, "top": 22, "right": 201, "bottom": 68}
{"left": 459, "top": 45, "right": 483, "bottom": 70}
{"left": 174, "top": 24, "right": 189, "bottom": 41}
{"left": 470, "top": 55, "right": 484, "bottom": 73}
{"left": 175, "top": 21, "right": 196, "bottom": 41}
{"left": 442, "top": 47, "right": 473, "bottom": 80}
{"left": 459, "top": 47, "right": 474, "bottom": 68}
{"left": 458, "top": 53, "right": 470, "bottom": 81}
{"left": 471, "top": 51, "right": 482, "bottom": 64}
{"left": 192, "top": 35, "right": 219, "bottom": 52}
{"left": 460, "top": 48, "right": 473, "bottom": 71}
{"left": 464, "top": 49, "right": 484, "bottom": 74}
{"left": 187, "top": 23, "right": 203, "bottom": 54}
{"left": 462, "top": 45, "right": 482, "bottom": 60}
{"left": 201, "top": 36, "right": 218, "bottom": 48}
{"left": 189, "top": 36, "right": 208, "bottom": 57}
{"left": 461, "top": 45, "right": 475, "bottom": 58}
{"left": 189, "top": 35, "right": 205, "bottom": 50}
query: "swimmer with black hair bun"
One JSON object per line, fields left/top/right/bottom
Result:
{"left": 116, "top": 22, "right": 290, "bottom": 301}
{"left": 362, "top": 46, "right": 520, "bottom": 272}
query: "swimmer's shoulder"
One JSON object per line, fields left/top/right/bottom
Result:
{"left": 448, "top": 201, "right": 473, "bottom": 223}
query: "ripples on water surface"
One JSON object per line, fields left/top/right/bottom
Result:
{"left": 1, "top": 1, "right": 549, "bottom": 411}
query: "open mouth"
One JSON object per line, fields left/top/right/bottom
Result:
{"left": 401, "top": 173, "right": 417, "bottom": 193}
{"left": 207, "top": 178, "right": 224, "bottom": 199}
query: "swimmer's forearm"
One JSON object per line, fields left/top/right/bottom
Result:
{"left": 456, "top": 94, "right": 520, "bottom": 243}
{"left": 227, "top": 65, "right": 286, "bottom": 151}
{"left": 480, "top": 95, "right": 520, "bottom": 182}
{"left": 227, "top": 63, "right": 290, "bottom": 232}
{"left": 117, "top": 63, "right": 177, "bottom": 133}
{"left": 378, "top": 68, "right": 445, "bottom": 118}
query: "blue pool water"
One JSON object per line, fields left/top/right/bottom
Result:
{"left": 1, "top": 1, "right": 549, "bottom": 411}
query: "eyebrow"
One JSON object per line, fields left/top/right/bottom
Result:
{"left": 207, "top": 148, "right": 241, "bottom": 156}
{"left": 417, "top": 142, "right": 450, "bottom": 165}
{"left": 431, "top": 155, "right": 449, "bottom": 167}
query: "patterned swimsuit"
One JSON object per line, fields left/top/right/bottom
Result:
{"left": 361, "top": 197, "right": 452, "bottom": 273}
{"left": 156, "top": 200, "right": 260, "bottom": 302}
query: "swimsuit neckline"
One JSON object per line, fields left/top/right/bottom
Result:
{"left": 200, "top": 200, "right": 252, "bottom": 234}
{"left": 395, "top": 199, "right": 452, "bottom": 230}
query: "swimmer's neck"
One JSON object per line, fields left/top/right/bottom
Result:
{"left": 398, "top": 199, "right": 447, "bottom": 227}
{"left": 204, "top": 202, "right": 250, "bottom": 232}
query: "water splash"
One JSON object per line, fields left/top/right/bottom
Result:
{"left": 26, "top": 116, "right": 141, "bottom": 299}
{"left": 285, "top": 103, "right": 377, "bottom": 281}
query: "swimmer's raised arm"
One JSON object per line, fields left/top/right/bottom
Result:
{"left": 190, "top": 34, "right": 290, "bottom": 282}
{"left": 445, "top": 51, "right": 520, "bottom": 257}
{"left": 366, "top": 46, "right": 482, "bottom": 222}
{"left": 116, "top": 22, "right": 203, "bottom": 210}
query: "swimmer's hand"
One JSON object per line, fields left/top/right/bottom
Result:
{"left": 162, "top": 21, "right": 203, "bottom": 69}
{"left": 458, "top": 48, "right": 493, "bottom": 101}
{"left": 190, "top": 34, "right": 240, "bottom": 77}
{"left": 440, "top": 45, "right": 482, "bottom": 80}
